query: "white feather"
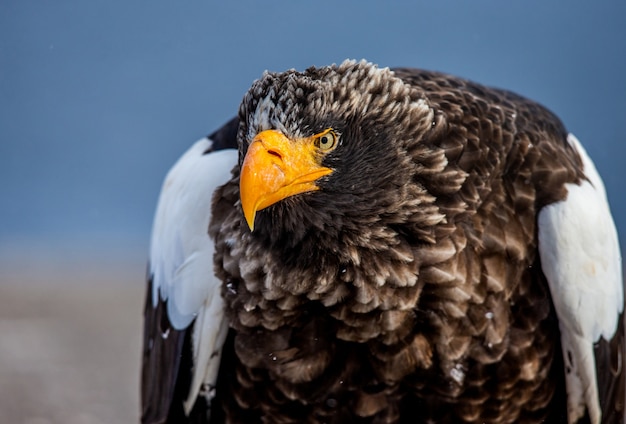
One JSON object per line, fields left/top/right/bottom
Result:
{"left": 149, "top": 137, "right": 238, "bottom": 415}
{"left": 538, "top": 133, "right": 623, "bottom": 424}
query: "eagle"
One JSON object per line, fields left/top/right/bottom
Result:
{"left": 141, "top": 60, "right": 624, "bottom": 423}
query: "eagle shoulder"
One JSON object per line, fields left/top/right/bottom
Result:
{"left": 538, "top": 133, "right": 624, "bottom": 424}
{"left": 142, "top": 121, "right": 238, "bottom": 423}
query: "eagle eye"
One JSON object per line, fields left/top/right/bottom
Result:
{"left": 314, "top": 129, "right": 339, "bottom": 152}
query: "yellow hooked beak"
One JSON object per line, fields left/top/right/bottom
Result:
{"left": 239, "top": 129, "right": 333, "bottom": 231}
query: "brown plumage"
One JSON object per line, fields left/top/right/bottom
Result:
{"left": 142, "top": 60, "right": 624, "bottom": 423}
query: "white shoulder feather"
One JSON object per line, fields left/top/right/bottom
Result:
{"left": 149, "top": 137, "right": 238, "bottom": 414}
{"left": 538, "top": 133, "right": 623, "bottom": 424}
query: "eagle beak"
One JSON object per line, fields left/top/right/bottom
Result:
{"left": 240, "top": 129, "right": 332, "bottom": 231}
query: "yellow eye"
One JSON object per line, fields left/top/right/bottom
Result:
{"left": 314, "top": 129, "right": 339, "bottom": 152}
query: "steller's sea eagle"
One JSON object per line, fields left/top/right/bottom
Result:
{"left": 141, "top": 60, "right": 624, "bottom": 423}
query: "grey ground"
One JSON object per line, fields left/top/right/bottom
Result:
{"left": 0, "top": 256, "right": 145, "bottom": 424}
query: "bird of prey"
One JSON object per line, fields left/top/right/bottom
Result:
{"left": 141, "top": 60, "right": 624, "bottom": 423}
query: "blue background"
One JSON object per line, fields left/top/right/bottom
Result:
{"left": 1, "top": 1, "right": 625, "bottom": 264}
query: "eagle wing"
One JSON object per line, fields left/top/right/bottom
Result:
{"left": 141, "top": 119, "right": 239, "bottom": 423}
{"left": 538, "top": 134, "right": 624, "bottom": 424}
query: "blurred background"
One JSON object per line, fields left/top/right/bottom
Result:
{"left": 1, "top": 1, "right": 624, "bottom": 422}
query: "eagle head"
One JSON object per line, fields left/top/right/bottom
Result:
{"left": 237, "top": 60, "right": 442, "bottom": 247}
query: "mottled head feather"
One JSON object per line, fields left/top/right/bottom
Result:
{"left": 239, "top": 59, "right": 433, "bottom": 144}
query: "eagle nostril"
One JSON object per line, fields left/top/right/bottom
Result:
{"left": 267, "top": 149, "right": 282, "bottom": 160}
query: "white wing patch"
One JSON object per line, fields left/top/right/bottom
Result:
{"left": 149, "top": 138, "right": 238, "bottom": 415}
{"left": 538, "top": 133, "right": 623, "bottom": 424}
